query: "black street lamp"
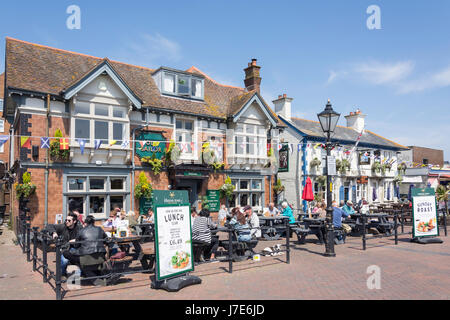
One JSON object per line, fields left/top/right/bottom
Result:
{"left": 317, "top": 99, "right": 340, "bottom": 257}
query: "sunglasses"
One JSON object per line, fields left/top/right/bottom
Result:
{"left": 65, "top": 219, "right": 74, "bottom": 223}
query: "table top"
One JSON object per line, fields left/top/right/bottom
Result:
{"left": 110, "top": 235, "right": 142, "bottom": 242}
{"left": 259, "top": 216, "right": 289, "bottom": 221}
{"left": 303, "top": 218, "right": 326, "bottom": 224}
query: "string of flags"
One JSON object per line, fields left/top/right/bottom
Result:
{"left": 0, "top": 134, "right": 395, "bottom": 159}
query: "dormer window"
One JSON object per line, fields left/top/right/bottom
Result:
{"left": 155, "top": 68, "right": 204, "bottom": 100}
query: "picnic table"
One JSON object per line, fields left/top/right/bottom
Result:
{"left": 259, "top": 216, "right": 289, "bottom": 240}
{"left": 109, "top": 235, "right": 154, "bottom": 270}
{"left": 345, "top": 213, "right": 394, "bottom": 236}
{"left": 293, "top": 218, "right": 326, "bottom": 244}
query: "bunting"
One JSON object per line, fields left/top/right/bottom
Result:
{"left": 121, "top": 139, "right": 129, "bottom": 149}
{"left": 40, "top": 137, "right": 50, "bottom": 149}
{"left": 109, "top": 140, "right": 117, "bottom": 147}
{"left": 78, "top": 139, "right": 86, "bottom": 155}
{"left": 21, "top": 136, "right": 31, "bottom": 149}
{"left": 59, "top": 138, "right": 69, "bottom": 150}
{"left": 94, "top": 139, "right": 102, "bottom": 150}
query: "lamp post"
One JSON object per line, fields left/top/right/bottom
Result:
{"left": 317, "top": 99, "right": 340, "bottom": 257}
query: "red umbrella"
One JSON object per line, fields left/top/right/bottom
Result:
{"left": 302, "top": 177, "right": 314, "bottom": 201}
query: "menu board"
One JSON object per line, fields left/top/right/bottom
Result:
{"left": 412, "top": 188, "right": 439, "bottom": 238}
{"left": 153, "top": 190, "right": 193, "bottom": 280}
{"left": 206, "top": 190, "right": 220, "bottom": 212}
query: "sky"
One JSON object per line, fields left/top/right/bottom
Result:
{"left": 0, "top": 0, "right": 449, "bottom": 160}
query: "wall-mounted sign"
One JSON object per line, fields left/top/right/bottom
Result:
{"left": 327, "top": 156, "right": 336, "bottom": 176}
{"left": 278, "top": 144, "right": 289, "bottom": 172}
{"left": 357, "top": 176, "right": 368, "bottom": 184}
{"left": 153, "top": 190, "right": 193, "bottom": 281}
{"left": 139, "top": 197, "right": 153, "bottom": 215}
{"left": 135, "top": 132, "right": 167, "bottom": 160}
{"left": 206, "top": 190, "right": 220, "bottom": 212}
{"left": 412, "top": 188, "right": 439, "bottom": 238}
{"left": 359, "top": 152, "right": 371, "bottom": 165}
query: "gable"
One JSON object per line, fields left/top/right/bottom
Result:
{"left": 62, "top": 60, "right": 142, "bottom": 108}
{"left": 232, "top": 94, "right": 277, "bottom": 126}
{"left": 78, "top": 74, "right": 128, "bottom": 104}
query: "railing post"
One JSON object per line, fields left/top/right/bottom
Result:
{"left": 22, "top": 217, "right": 26, "bottom": 253}
{"left": 42, "top": 231, "right": 48, "bottom": 283}
{"left": 285, "top": 218, "right": 290, "bottom": 264}
{"left": 442, "top": 208, "right": 447, "bottom": 237}
{"left": 228, "top": 229, "right": 233, "bottom": 274}
{"left": 55, "top": 237, "right": 62, "bottom": 301}
{"left": 26, "top": 220, "right": 31, "bottom": 262}
{"left": 400, "top": 210, "right": 404, "bottom": 234}
{"left": 362, "top": 214, "right": 366, "bottom": 251}
{"left": 394, "top": 212, "right": 398, "bottom": 245}
{"left": 32, "top": 227, "right": 38, "bottom": 272}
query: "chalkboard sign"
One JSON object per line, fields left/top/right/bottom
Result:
{"left": 206, "top": 190, "right": 220, "bottom": 212}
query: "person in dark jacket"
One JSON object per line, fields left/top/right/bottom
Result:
{"left": 46, "top": 213, "right": 82, "bottom": 276}
{"left": 63, "top": 215, "right": 109, "bottom": 285}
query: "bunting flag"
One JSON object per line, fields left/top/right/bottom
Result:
{"left": 180, "top": 142, "right": 188, "bottom": 153}
{"left": 78, "top": 139, "right": 86, "bottom": 155}
{"left": 59, "top": 138, "right": 69, "bottom": 150}
{"left": 40, "top": 137, "right": 50, "bottom": 149}
{"left": 278, "top": 143, "right": 283, "bottom": 151}
{"left": 94, "top": 139, "right": 102, "bottom": 150}
{"left": 314, "top": 143, "right": 321, "bottom": 149}
{"left": 21, "top": 136, "right": 31, "bottom": 149}
{"left": 109, "top": 140, "right": 117, "bottom": 147}
{"left": 121, "top": 139, "right": 130, "bottom": 149}
{"left": 0, "top": 135, "right": 9, "bottom": 147}
{"left": 152, "top": 141, "right": 160, "bottom": 147}
{"left": 190, "top": 142, "right": 195, "bottom": 151}
{"left": 289, "top": 144, "right": 293, "bottom": 155}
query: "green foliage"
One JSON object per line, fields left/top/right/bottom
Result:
{"left": 142, "top": 154, "right": 164, "bottom": 175}
{"left": 314, "top": 194, "right": 323, "bottom": 202}
{"left": 211, "top": 162, "right": 225, "bottom": 172}
{"left": 336, "top": 159, "right": 350, "bottom": 174}
{"left": 310, "top": 157, "right": 321, "bottom": 169}
{"left": 50, "top": 128, "right": 69, "bottom": 161}
{"left": 397, "top": 162, "right": 407, "bottom": 175}
{"left": 15, "top": 172, "right": 36, "bottom": 200}
{"left": 273, "top": 178, "right": 285, "bottom": 195}
{"left": 200, "top": 195, "right": 210, "bottom": 210}
{"left": 220, "top": 176, "right": 235, "bottom": 200}
{"left": 316, "top": 175, "right": 327, "bottom": 186}
{"left": 436, "top": 185, "right": 449, "bottom": 203}
{"left": 393, "top": 175, "right": 403, "bottom": 184}
{"left": 135, "top": 172, "right": 152, "bottom": 199}
{"left": 372, "top": 161, "right": 382, "bottom": 173}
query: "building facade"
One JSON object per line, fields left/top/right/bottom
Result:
{"left": 274, "top": 95, "right": 409, "bottom": 211}
{"left": 3, "top": 38, "right": 284, "bottom": 228}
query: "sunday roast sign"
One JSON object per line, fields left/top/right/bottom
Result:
{"left": 153, "top": 190, "right": 193, "bottom": 280}
{"left": 412, "top": 188, "right": 439, "bottom": 238}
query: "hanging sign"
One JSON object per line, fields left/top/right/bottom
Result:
{"left": 135, "top": 131, "right": 167, "bottom": 160}
{"left": 327, "top": 156, "right": 336, "bottom": 176}
{"left": 153, "top": 190, "right": 193, "bottom": 281}
{"left": 206, "top": 190, "right": 220, "bottom": 212}
{"left": 412, "top": 188, "right": 439, "bottom": 238}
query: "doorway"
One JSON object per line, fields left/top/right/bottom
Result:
{"left": 175, "top": 180, "right": 199, "bottom": 208}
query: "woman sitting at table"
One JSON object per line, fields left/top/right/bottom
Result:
{"left": 317, "top": 202, "right": 327, "bottom": 219}
{"left": 192, "top": 209, "right": 219, "bottom": 262}
{"left": 229, "top": 209, "right": 252, "bottom": 242}
{"left": 281, "top": 201, "right": 296, "bottom": 224}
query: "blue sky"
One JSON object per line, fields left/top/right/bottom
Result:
{"left": 1, "top": 0, "right": 449, "bottom": 160}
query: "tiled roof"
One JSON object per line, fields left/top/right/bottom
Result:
{"left": 289, "top": 117, "right": 408, "bottom": 150}
{"left": 5, "top": 37, "right": 283, "bottom": 123}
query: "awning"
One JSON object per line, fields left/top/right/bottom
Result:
{"left": 402, "top": 176, "right": 423, "bottom": 183}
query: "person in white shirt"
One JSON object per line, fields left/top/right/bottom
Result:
{"left": 244, "top": 205, "right": 261, "bottom": 238}
{"left": 264, "top": 202, "right": 280, "bottom": 217}
{"left": 217, "top": 205, "right": 230, "bottom": 223}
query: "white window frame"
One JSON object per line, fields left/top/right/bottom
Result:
{"left": 174, "top": 117, "right": 198, "bottom": 160}
{"left": 161, "top": 71, "right": 204, "bottom": 100}
{"left": 71, "top": 100, "right": 130, "bottom": 150}
{"left": 231, "top": 177, "right": 264, "bottom": 211}
{"left": 234, "top": 123, "right": 266, "bottom": 158}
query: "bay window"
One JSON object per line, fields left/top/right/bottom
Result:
{"left": 72, "top": 101, "right": 129, "bottom": 148}
{"left": 234, "top": 123, "right": 266, "bottom": 158}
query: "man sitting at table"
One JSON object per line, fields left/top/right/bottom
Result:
{"left": 229, "top": 209, "right": 252, "bottom": 242}
{"left": 264, "top": 202, "right": 280, "bottom": 217}
{"left": 63, "top": 215, "right": 116, "bottom": 286}
{"left": 342, "top": 200, "right": 355, "bottom": 216}
{"left": 332, "top": 201, "right": 350, "bottom": 244}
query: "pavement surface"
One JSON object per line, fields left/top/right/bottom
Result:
{"left": 1, "top": 222, "right": 449, "bottom": 300}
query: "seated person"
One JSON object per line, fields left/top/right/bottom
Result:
{"left": 46, "top": 213, "right": 82, "bottom": 277}
{"left": 264, "top": 202, "right": 280, "bottom": 217}
{"left": 145, "top": 208, "right": 155, "bottom": 223}
{"left": 281, "top": 201, "right": 296, "bottom": 224}
{"left": 342, "top": 200, "right": 355, "bottom": 216}
{"left": 229, "top": 210, "right": 252, "bottom": 242}
{"left": 332, "top": 201, "right": 350, "bottom": 243}
{"left": 244, "top": 205, "right": 261, "bottom": 238}
{"left": 217, "top": 205, "right": 231, "bottom": 225}
{"left": 317, "top": 202, "right": 327, "bottom": 219}
{"left": 192, "top": 209, "right": 219, "bottom": 262}
{"left": 63, "top": 215, "right": 109, "bottom": 286}
{"left": 191, "top": 207, "right": 198, "bottom": 227}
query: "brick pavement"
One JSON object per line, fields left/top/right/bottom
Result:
{"left": 1, "top": 223, "right": 449, "bottom": 300}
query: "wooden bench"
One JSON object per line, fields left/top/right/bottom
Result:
{"left": 139, "top": 243, "right": 155, "bottom": 271}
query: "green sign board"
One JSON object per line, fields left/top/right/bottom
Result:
{"left": 278, "top": 144, "right": 289, "bottom": 172}
{"left": 183, "top": 172, "right": 202, "bottom": 177}
{"left": 412, "top": 187, "right": 439, "bottom": 238}
{"left": 153, "top": 190, "right": 193, "bottom": 281}
{"left": 139, "top": 197, "right": 153, "bottom": 215}
{"left": 135, "top": 132, "right": 167, "bottom": 160}
{"left": 206, "top": 190, "right": 220, "bottom": 212}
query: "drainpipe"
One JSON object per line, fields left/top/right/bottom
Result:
{"left": 131, "top": 108, "right": 149, "bottom": 211}
{"left": 44, "top": 94, "right": 50, "bottom": 226}
{"left": 302, "top": 140, "right": 307, "bottom": 212}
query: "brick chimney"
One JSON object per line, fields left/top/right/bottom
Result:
{"left": 344, "top": 108, "right": 366, "bottom": 132}
{"left": 244, "top": 59, "right": 261, "bottom": 93}
{"left": 273, "top": 94, "right": 293, "bottom": 121}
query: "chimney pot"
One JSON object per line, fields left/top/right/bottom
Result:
{"left": 244, "top": 58, "right": 262, "bottom": 93}
{"left": 283, "top": 94, "right": 287, "bottom": 98}
{"left": 278, "top": 95, "right": 282, "bottom": 99}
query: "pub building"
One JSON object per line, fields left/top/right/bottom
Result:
{"left": 275, "top": 97, "right": 409, "bottom": 211}
{"left": 2, "top": 38, "right": 285, "bottom": 228}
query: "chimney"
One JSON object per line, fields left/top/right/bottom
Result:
{"left": 244, "top": 59, "right": 261, "bottom": 93}
{"left": 273, "top": 93, "right": 293, "bottom": 121}
{"left": 344, "top": 108, "right": 366, "bottom": 132}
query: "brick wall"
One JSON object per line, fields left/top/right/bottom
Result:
{"left": 411, "top": 146, "right": 444, "bottom": 167}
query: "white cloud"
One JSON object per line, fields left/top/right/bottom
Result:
{"left": 326, "top": 70, "right": 338, "bottom": 84}
{"left": 354, "top": 61, "right": 414, "bottom": 85}
{"left": 122, "top": 33, "right": 181, "bottom": 66}
{"left": 398, "top": 66, "right": 450, "bottom": 94}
